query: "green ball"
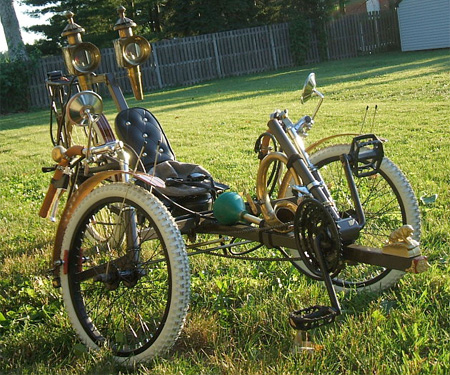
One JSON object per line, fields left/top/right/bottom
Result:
{"left": 213, "top": 192, "right": 245, "bottom": 225}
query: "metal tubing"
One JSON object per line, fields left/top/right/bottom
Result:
{"left": 267, "top": 119, "right": 340, "bottom": 220}
{"left": 339, "top": 154, "right": 366, "bottom": 229}
{"left": 90, "top": 73, "right": 129, "bottom": 111}
{"left": 188, "top": 218, "right": 423, "bottom": 272}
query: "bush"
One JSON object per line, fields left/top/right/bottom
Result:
{"left": 0, "top": 55, "right": 38, "bottom": 114}
{"left": 289, "top": 16, "right": 312, "bottom": 66}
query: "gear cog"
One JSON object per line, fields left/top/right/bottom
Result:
{"left": 294, "top": 198, "right": 343, "bottom": 278}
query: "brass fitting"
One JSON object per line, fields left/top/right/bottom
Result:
{"left": 113, "top": 6, "right": 151, "bottom": 100}
{"left": 61, "top": 11, "right": 101, "bottom": 90}
{"left": 406, "top": 256, "right": 431, "bottom": 274}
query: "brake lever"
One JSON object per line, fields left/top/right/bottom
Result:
{"left": 42, "top": 165, "right": 57, "bottom": 173}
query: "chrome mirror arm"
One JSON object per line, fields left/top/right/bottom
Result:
{"left": 311, "top": 89, "right": 324, "bottom": 120}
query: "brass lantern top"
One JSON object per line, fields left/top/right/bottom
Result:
{"left": 61, "top": 11, "right": 85, "bottom": 45}
{"left": 60, "top": 11, "right": 101, "bottom": 87}
{"left": 114, "top": 6, "right": 136, "bottom": 39}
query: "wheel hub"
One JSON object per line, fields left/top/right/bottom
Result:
{"left": 94, "top": 266, "right": 145, "bottom": 289}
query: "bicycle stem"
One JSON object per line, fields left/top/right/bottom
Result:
{"left": 267, "top": 119, "right": 340, "bottom": 220}
{"left": 267, "top": 118, "right": 363, "bottom": 243}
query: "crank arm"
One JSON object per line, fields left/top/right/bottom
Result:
{"left": 312, "top": 237, "right": 341, "bottom": 313}
{"left": 289, "top": 237, "right": 341, "bottom": 331}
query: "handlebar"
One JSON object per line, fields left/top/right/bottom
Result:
{"left": 39, "top": 141, "right": 124, "bottom": 219}
{"left": 39, "top": 145, "right": 84, "bottom": 219}
{"left": 270, "top": 109, "right": 314, "bottom": 137}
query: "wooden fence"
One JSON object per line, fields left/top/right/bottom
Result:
{"left": 326, "top": 10, "right": 400, "bottom": 60}
{"left": 28, "top": 10, "right": 400, "bottom": 108}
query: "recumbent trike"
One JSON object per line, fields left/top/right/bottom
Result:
{"left": 39, "top": 8, "right": 428, "bottom": 366}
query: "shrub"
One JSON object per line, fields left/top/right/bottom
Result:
{"left": 0, "top": 54, "right": 38, "bottom": 114}
{"left": 289, "top": 16, "right": 312, "bottom": 66}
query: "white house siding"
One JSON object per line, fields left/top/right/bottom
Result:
{"left": 398, "top": 0, "right": 450, "bottom": 51}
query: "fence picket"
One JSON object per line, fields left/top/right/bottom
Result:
{"left": 27, "top": 10, "right": 399, "bottom": 108}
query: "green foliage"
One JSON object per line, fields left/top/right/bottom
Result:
{"left": 289, "top": 15, "right": 312, "bottom": 65}
{"left": 0, "top": 49, "right": 449, "bottom": 373}
{"left": 21, "top": 0, "right": 336, "bottom": 55}
{"left": 284, "top": 0, "right": 334, "bottom": 61}
{"left": 163, "top": 0, "right": 260, "bottom": 37}
{"left": 0, "top": 53, "right": 39, "bottom": 114}
{"left": 0, "top": 277, "right": 63, "bottom": 333}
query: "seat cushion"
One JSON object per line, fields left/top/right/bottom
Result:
{"left": 148, "top": 160, "right": 214, "bottom": 197}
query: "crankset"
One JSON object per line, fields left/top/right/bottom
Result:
{"left": 294, "top": 198, "right": 343, "bottom": 278}
{"left": 290, "top": 198, "right": 343, "bottom": 331}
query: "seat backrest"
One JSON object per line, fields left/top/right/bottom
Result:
{"left": 115, "top": 107, "right": 175, "bottom": 170}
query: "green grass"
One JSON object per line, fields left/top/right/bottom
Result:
{"left": 1, "top": 49, "right": 449, "bottom": 374}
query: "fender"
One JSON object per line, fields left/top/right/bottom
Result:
{"left": 51, "top": 170, "right": 164, "bottom": 286}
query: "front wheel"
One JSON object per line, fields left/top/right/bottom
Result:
{"left": 60, "top": 183, "right": 190, "bottom": 365}
{"left": 291, "top": 144, "right": 421, "bottom": 292}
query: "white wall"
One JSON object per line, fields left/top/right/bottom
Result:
{"left": 398, "top": 0, "right": 450, "bottom": 51}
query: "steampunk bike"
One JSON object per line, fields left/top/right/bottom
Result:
{"left": 39, "top": 9, "right": 427, "bottom": 365}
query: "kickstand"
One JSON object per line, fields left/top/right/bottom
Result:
{"left": 293, "top": 330, "right": 315, "bottom": 353}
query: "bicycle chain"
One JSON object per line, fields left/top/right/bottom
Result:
{"left": 187, "top": 219, "right": 304, "bottom": 262}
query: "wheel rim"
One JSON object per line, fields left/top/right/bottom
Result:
{"left": 67, "top": 196, "right": 172, "bottom": 356}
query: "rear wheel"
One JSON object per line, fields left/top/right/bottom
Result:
{"left": 60, "top": 183, "right": 190, "bottom": 365}
{"left": 291, "top": 144, "right": 421, "bottom": 292}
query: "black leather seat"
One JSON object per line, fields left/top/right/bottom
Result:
{"left": 115, "top": 107, "right": 175, "bottom": 171}
{"left": 115, "top": 107, "right": 227, "bottom": 216}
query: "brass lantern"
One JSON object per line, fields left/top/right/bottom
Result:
{"left": 113, "top": 6, "right": 151, "bottom": 100}
{"left": 61, "top": 11, "right": 101, "bottom": 90}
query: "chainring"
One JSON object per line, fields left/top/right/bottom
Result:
{"left": 294, "top": 198, "right": 343, "bottom": 278}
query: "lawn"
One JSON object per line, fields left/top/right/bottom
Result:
{"left": 0, "top": 48, "right": 449, "bottom": 374}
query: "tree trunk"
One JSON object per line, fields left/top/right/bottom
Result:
{"left": 0, "top": 0, "right": 28, "bottom": 60}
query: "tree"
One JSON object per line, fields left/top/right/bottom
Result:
{"left": 0, "top": 0, "right": 28, "bottom": 60}
{"left": 162, "top": 0, "right": 260, "bottom": 37}
{"left": 23, "top": 0, "right": 124, "bottom": 54}
{"left": 284, "top": 0, "right": 335, "bottom": 60}
{"left": 23, "top": 0, "right": 166, "bottom": 54}
{"left": 20, "top": 0, "right": 337, "bottom": 56}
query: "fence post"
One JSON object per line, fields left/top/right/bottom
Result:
{"left": 151, "top": 44, "right": 164, "bottom": 89}
{"left": 267, "top": 25, "right": 278, "bottom": 70}
{"left": 373, "top": 12, "right": 381, "bottom": 49}
{"left": 212, "top": 34, "right": 222, "bottom": 78}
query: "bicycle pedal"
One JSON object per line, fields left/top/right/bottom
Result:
{"left": 289, "top": 305, "right": 338, "bottom": 331}
{"left": 349, "top": 134, "right": 384, "bottom": 177}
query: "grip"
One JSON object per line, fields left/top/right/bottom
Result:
{"left": 39, "top": 183, "right": 58, "bottom": 218}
